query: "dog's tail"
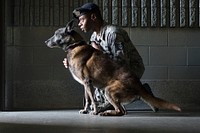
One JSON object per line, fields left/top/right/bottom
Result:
{"left": 140, "top": 87, "right": 181, "bottom": 112}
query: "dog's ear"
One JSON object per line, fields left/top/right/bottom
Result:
{"left": 65, "top": 19, "right": 74, "bottom": 33}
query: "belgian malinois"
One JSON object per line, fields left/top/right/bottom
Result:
{"left": 45, "top": 20, "right": 181, "bottom": 116}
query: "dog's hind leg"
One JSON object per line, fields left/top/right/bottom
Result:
{"left": 99, "top": 82, "right": 127, "bottom": 116}
{"left": 99, "top": 102, "right": 126, "bottom": 116}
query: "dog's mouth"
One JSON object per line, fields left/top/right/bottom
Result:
{"left": 45, "top": 42, "right": 57, "bottom": 48}
{"left": 45, "top": 39, "right": 64, "bottom": 49}
{"left": 47, "top": 42, "right": 72, "bottom": 52}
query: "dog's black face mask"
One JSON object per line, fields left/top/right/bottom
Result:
{"left": 45, "top": 20, "right": 83, "bottom": 50}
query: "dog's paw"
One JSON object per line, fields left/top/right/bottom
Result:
{"left": 90, "top": 111, "right": 98, "bottom": 115}
{"left": 79, "top": 109, "right": 89, "bottom": 114}
{"left": 99, "top": 110, "right": 125, "bottom": 116}
{"left": 99, "top": 111, "right": 109, "bottom": 116}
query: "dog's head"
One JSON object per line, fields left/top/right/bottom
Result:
{"left": 45, "top": 20, "right": 84, "bottom": 51}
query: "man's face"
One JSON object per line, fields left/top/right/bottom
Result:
{"left": 78, "top": 14, "right": 92, "bottom": 32}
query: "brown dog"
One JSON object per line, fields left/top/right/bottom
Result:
{"left": 45, "top": 20, "right": 181, "bottom": 116}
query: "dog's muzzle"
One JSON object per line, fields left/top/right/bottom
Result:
{"left": 45, "top": 40, "right": 49, "bottom": 45}
{"left": 45, "top": 39, "right": 56, "bottom": 48}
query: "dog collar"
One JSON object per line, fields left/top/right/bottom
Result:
{"left": 64, "top": 41, "right": 86, "bottom": 52}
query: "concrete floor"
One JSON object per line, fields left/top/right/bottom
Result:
{"left": 0, "top": 110, "right": 200, "bottom": 133}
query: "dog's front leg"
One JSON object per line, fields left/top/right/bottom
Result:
{"left": 79, "top": 89, "right": 90, "bottom": 114}
{"left": 84, "top": 79, "right": 97, "bottom": 115}
{"left": 79, "top": 80, "right": 97, "bottom": 115}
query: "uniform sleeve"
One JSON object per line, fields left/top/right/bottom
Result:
{"left": 90, "top": 32, "right": 96, "bottom": 45}
{"left": 106, "top": 32, "right": 126, "bottom": 62}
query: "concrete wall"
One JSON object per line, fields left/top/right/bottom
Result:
{"left": 130, "top": 28, "right": 200, "bottom": 110}
{"left": 5, "top": 27, "right": 86, "bottom": 110}
{"left": 5, "top": 26, "right": 200, "bottom": 111}
{"left": 4, "top": 0, "right": 200, "bottom": 111}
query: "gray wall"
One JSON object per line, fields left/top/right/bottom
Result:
{"left": 4, "top": 0, "right": 200, "bottom": 111}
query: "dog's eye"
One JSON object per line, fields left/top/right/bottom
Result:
{"left": 61, "top": 33, "right": 66, "bottom": 37}
{"left": 55, "top": 33, "right": 62, "bottom": 38}
{"left": 61, "top": 32, "right": 68, "bottom": 37}
{"left": 58, "top": 34, "right": 62, "bottom": 38}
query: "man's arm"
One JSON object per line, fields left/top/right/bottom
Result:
{"left": 107, "top": 32, "right": 125, "bottom": 62}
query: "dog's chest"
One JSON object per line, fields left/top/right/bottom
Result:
{"left": 68, "top": 67, "right": 84, "bottom": 85}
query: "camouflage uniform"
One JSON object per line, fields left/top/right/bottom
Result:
{"left": 90, "top": 23, "right": 145, "bottom": 110}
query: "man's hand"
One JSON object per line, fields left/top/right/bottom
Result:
{"left": 63, "top": 58, "right": 69, "bottom": 68}
{"left": 91, "top": 42, "right": 102, "bottom": 51}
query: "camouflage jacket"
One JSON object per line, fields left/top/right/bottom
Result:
{"left": 90, "top": 23, "right": 145, "bottom": 79}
